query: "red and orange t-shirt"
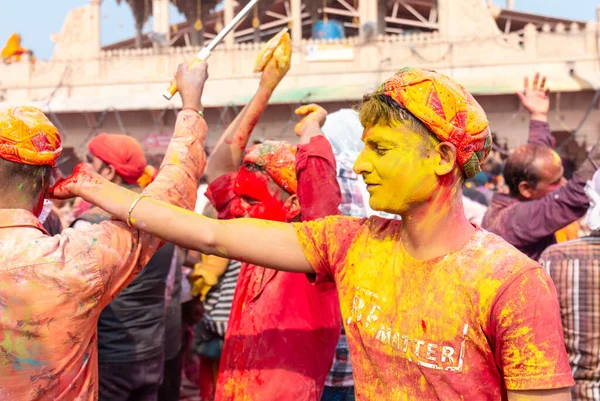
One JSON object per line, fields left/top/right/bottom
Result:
{"left": 294, "top": 216, "right": 574, "bottom": 400}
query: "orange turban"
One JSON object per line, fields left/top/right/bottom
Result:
{"left": 88, "top": 133, "right": 147, "bottom": 185}
{"left": 243, "top": 140, "right": 297, "bottom": 194}
{"left": 0, "top": 106, "right": 62, "bottom": 166}
{"left": 380, "top": 67, "right": 492, "bottom": 179}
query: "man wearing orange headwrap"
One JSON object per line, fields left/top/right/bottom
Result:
{"left": 0, "top": 62, "right": 209, "bottom": 401}
{"left": 55, "top": 67, "right": 575, "bottom": 401}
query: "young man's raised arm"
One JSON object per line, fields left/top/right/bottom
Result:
{"left": 204, "top": 31, "right": 291, "bottom": 183}
{"left": 50, "top": 168, "right": 314, "bottom": 274}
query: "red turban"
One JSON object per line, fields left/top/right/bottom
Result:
{"left": 88, "top": 133, "right": 147, "bottom": 185}
{"left": 0, "top": 106, "right": 62, "bottom": 166}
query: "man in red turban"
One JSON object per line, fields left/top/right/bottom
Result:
{"left": 87, "top": 133, "right": 147, "bottom": 186}
{"left": 0, "top": 62, "right": 209, "bottom": 401}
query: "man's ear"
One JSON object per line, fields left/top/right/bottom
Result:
{"left": 433, "top": 141, "right": 458, "bottom": 177}
{"left": 284, "top": 194, "right": 301, "bottom": 221}
{"left": 518, "top": 181, "right": 534, "bottom": 199}
{"left": 102, "top": 164, "right": 117, "bottom": 182}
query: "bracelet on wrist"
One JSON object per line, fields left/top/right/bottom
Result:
{"left": 181, "top": 107, "right": 204, "bottom": 117}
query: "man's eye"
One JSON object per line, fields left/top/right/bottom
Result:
{"left": 376, "top": 147, "right": 390, "bottom": 156}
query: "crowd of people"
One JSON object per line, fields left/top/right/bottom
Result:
{"left": 0, "top": 29, "right": 599, "bottom": 401}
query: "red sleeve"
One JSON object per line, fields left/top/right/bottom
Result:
{"left": 490, "top": 267, "right": 574, "bottom": 390}
{"left": 295, "top": 135, "right": 342, "bottom": 222}
{"left": 205, "top": 172, "right": 238, "bottom": 220}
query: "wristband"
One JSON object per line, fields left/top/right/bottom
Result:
{"left": 181, "top": 107, "right": 204, "bottom": 117}
{"left": 127, "top": 194, "right": 147, "bottom": 228}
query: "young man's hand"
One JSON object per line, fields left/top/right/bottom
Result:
{"left": 176, "top": 62, "right": 209, "bottom": 111}
{"left": 516, "top": 73, "right": 550, "bottom": 122}
{"left": 258, "top": 31, "right": 292, "bottom": 92}
{"left": 294, "top": 104, "right": 328, "bottom": 145}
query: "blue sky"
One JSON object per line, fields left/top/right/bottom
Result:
{"left": 2, "top": 0, "right": 598, "bottom": 60}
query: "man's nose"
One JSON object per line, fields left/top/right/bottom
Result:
{"left": 353, "top": 151, "right": 373, "bottom": 175}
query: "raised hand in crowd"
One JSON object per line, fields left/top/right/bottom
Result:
{"left": 294, "top": 103, "right": 328, "bottom": 145}
{"left": 516, "top": 72, "right": 550, "bottom": 122}
{"left": 205, "top": 29, "right": 292, "bottom": 183}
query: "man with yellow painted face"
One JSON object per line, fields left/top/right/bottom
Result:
{"left": 50, "top": 67, "right": 574, "bottom": 401}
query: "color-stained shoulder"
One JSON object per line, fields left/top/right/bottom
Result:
{"left": 472, "top": 229, "right": 541, "bottom": 278}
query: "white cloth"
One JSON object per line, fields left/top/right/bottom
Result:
{"left": 584, "top": 170, "right": 600, "bottom": 231}
{"left": 194, "top": 183, "right": 209, "bottom": 214}
{"left": 462, "top": 196, "right": 488, "bottom": 226}
{"left": 321, "top": 109, "right": 364, "bottom": 155}
{"left": 37, "top": 199, "right": 53, "bottom": 223}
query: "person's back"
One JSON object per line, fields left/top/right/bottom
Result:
{"left": 0, "top": 219, "right": 110, "bottom": 400}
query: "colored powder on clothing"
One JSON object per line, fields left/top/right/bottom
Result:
{"left": 293, "top": 216, "right": 574, "bottom": 400}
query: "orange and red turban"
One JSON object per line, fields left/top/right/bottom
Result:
{"left": 0, "top": 106, "right": 62, "bottom": 166}
{"left": 243, "top": 140, "right": 297, "bottom": 194}
{"left": 88, "top": 133, "right": 147, "bottom": 185}
{"left": 380, "top": 67, "right": 492, "bottom": 179}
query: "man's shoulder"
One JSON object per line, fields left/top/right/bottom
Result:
{"left": 469, "top": 229, "right": 541, "bottom": 277}
{"left": 315, "top": 214, "right": 401, "bottom": 237}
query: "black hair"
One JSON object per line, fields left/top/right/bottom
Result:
{"left": 358, "top": 92, "right": 438, "bottom": 147}
{"left": 503, "top": 144, "right": 554, "bottom": 197}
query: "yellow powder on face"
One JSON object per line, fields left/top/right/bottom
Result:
{"left": 354, "top": 124, "right": 440, "bottom": 214}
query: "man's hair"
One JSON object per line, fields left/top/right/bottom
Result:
{"left": 0, "top": 158, "right": 52, "bottom": 200}
{"left": 504, "top": 143, "right": 555, "bottom": 196}
{"left": 358, "top": 92, "right": 438, "bottom": 149}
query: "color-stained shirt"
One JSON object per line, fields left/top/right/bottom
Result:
{"left": 0, "top": 109, "right": 206, "bottom": 401}
{"left": 482, "top": 120, "right": 600, "bottom": 261}
{"left": 294, "top": 216, "right": 574, "bottom": 400}
{"left": 211, "top": 136, "right": 342, "bottom": 401}
{"left": 540, "top": 236, "right": 600, "bottom": 401}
